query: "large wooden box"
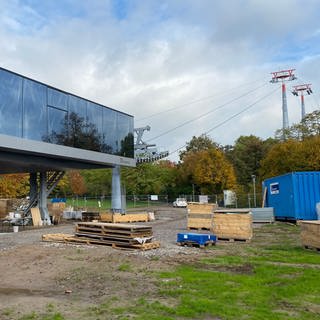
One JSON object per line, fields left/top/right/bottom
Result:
{"left": 100, "top": 212, "right": 149, "bottom": 223}
{"left": 187, "top": 202, "right": 217, "bottom": 230}
{"left": 187, "top": 202, "right": 217, "bottom": 214}
{"left": 300, "top": 221, "right": 320, "bottom": 249}
{"left": 212, "top": 212, "right": 253, "bottom": 240}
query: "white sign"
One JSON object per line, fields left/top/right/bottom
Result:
{"left": 150, "top": 195, "right": 158, "bottom": 201}
{"left": 223, "top": 190, "right": 236, "bottom": 206}
{"left": 270, "top": 183, "right": 279, "bottom": 195}
{"left": 199, "top": 195, "right": 208, "bottom": 203}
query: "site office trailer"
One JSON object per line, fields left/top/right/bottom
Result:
{"left": 263, "top": 171, "right": 320, "bottom": 220}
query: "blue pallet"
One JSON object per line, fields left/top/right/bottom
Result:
{"left": 177, "top": 233, "right": 216, "bottom": 246}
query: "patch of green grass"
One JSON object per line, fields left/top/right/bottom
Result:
{"left": 103, "top": 245, "right": 320, "bottom": 320}
{"left": 1, "top": 307, "right": 14, "bottom": 316}
{"left": 19, "top": 311, "right": 64, "bottom": 320}
{"left": 118, "top": 263, "right": 132, "bottom": 272}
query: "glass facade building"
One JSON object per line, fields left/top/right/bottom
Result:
{"left": 0, "top": 67, "right": 134, "bottom": 158}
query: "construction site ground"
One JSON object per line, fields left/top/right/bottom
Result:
{"left": 0, "top": 206, "right": 311, "bottom": 320}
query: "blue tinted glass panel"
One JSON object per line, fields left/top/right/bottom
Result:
{"left": 103, "top": 108, "right": 117, "bottom": 154}
{"left": 46, "top": 106, "right": 68, "bottom": 145}
{"left": 117, "top": 113, "right": 134, "bottom": 157}
{"left": 23, "top": 79, "right": 47, "bottom": 141}
{"left": 0, "top": 68, "right": 134, "bottom": 158}
{"left": 0, "top": 69, "right": 23, "bottom": 137}
{"left": 87, "top": 102, "right": 103, "bottom": 136}
{"left": 48, "top": 88, "right": 68, "bottom": 111}
{"left": 69, "top": 95, "right": 87, "bottom": 120}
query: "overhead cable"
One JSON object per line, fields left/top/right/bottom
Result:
{"left": 147, "top": 81, "right": 268, "bottom": 142}
{"left": 168, "top": 85, "right": 280, "bottom": 156}
{"left": 136, "top": 77, "right": 269, "bottom": 122}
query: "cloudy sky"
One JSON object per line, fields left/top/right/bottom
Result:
{"left": 1, "top": 0, "right": 320, "bottom": 161}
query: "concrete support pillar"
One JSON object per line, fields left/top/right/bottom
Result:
{"left": 39, "top": 172, "right": 51, "bottom": 225}
{"left": 29, "top": 172, "right": 37, "bottom": 202}
{"left": 282, "top": 83, "right": 289, "bottom": 131}
{"left": 111, "top": 165, "right": 124, "bottom": 213}
{"left": 301, "top": 94, "right": 306, "bottom": 120}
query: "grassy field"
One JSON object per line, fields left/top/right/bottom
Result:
{"left": 64, "top": 197, "right": 166, "bottom": 210}
{"left": 5, "top": 223, "right": 320, "bottom": 320}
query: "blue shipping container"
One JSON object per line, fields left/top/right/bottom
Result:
{"left": 262, "top": 171, "right": 320, "bottom": 220}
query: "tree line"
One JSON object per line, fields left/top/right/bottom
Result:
{"left": 0, "top": 110, "right": 319, "bottom": 200}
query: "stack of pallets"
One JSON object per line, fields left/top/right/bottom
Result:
{"left": 42, "top": 222, "right": 160, "bottom": 250}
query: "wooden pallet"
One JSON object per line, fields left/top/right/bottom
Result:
{"left": 217, "top": 237, "right": 251, "bottom": 243}
{"left": 76, "top": 222, "right": 153, "bottom": 237}
{"left": 303, "top": 245, "right": 320, "bottom": 252}
{"left": 177, "top": 241, "right": 215, "bottom": 248}
{"left": 187, "top": 227, "right": 211, "bottom": 231}
{"left": 42, "top": 233, "right": 160, "bottom": 250}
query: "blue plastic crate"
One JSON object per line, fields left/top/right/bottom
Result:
{"left": 177, "top": 233, "right": 216, "bottom": 246}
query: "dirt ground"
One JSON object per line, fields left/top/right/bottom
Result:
{"left": 0, "top": 207, "right": 210, "bottom": 318}
{"left": 0, "top": 207, "right": 295, "bottom": 319}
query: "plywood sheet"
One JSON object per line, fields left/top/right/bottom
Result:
{"left": 31, "top": 207, "right": 42, "bottom": 226}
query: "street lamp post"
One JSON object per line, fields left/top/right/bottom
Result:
{"left": 251, "top": 175, "right": 256, "bottom": 208}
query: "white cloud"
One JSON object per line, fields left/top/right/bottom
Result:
{"left": 0, "top": 0, "right": 319, "bottom": 162}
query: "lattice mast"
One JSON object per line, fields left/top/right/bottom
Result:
{"left": 292, "top": 84, "right": 312, "bottom": 120}
{"left": 270, "top": 69, "right": 297, "bottom": 132}
{"left": 134, "top": 126, "right": 169, "bottom": 163}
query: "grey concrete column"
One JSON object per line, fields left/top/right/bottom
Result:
{"left": 29, "top": 172, "right": 37, "bottom": 202}
{"left": 111, "top": 165, "right": 123, "bottom": 213}
{"left": 39, "top": 172, "right": 51, "bottom": 225}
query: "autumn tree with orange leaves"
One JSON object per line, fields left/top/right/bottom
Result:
{"left": 67, "top": 170, "right": 87, "bottom": 196}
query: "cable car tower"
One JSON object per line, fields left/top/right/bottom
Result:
{"left": 292, "top": 84, "right": 313, "bottom": 120}
{"left": 270, "top": 69, "right": 297, "bottom": 136}
{"left": 134, "top": 126, "right": 169, "bottom": 163}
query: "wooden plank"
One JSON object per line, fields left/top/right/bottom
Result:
{"left": 112, "top": 213, "right": 149, "bottom": 223}
{"left": 42, "top": 233, "right": 75, "bottom": 242}
{"left": 261, "top": 187, "right": 267, "bottom": 208}
{"left": 31, "top": 207, "right": 42, "bottom": 227}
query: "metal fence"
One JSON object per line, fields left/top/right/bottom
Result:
{"left": 52, "top": 193, "right": 263, "bottom": 209}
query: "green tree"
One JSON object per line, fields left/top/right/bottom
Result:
{"left": 193, "top": 148, "right": 236, "bottom": 194}
{"left": 259, "top": 135, "right": 320, "bottom": 180}
{"left": 226, "top": 135, "right": 277, "bottom": 191}
{"left": 178, "top": 136, "right": 236, "bottom": 194}
{"left": 81, "top": 169, "right": 112, "bottom": 196}
{"left": 122, "top": 161, "right": 177, "bottom": 196}
{"left": 275, "top": 110, "right": 320, "bottom": 140}
{"left": 179, "top": 134, "right": 217, "bottom": 160}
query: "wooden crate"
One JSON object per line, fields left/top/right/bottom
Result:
{"left": 48, "top": 202, "right": 66, "bottom": 224}
{"left": 187, "top": 202, "right": 217, "bottom": 214}
{"left": 100, "top": 212, "right": 149, "bottom": 223}
{"left": 300, "top": 221, "right": 320, "bottom": 250}
{"left": 187, "top": 203, "right": 216, "bottom": 230}
{"left": 212, "top": 212, "right": 253, "bottom": 240}
{"left": 0, "top": 199, "right": 16, "bottom": 218}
